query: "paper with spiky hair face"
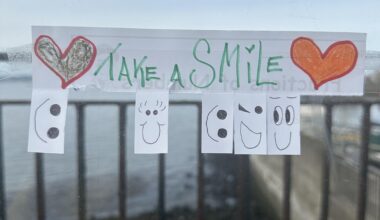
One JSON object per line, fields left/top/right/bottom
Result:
{"left": 134, "top": 90, "right": 169, "bottom": 154}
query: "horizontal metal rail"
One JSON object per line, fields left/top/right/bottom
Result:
{"left": 0, "top": 97, "right": 378, "bottom": 220}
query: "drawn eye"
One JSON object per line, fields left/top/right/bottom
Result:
{"left": 47, "top": 127, "right": 59, "bottom": 139}
{"left": 238, "top": 104, "right": 250, "bottom": 113}
{"left": 285, "top": 105, "right": 295, "bottom": 125}
{"left": 218, "top": 128, "right": 227, "bottom": 138}
{"left": 273, "top": 106, "right": 283, "bottom": 125}
{"left": 217, "top": 110, "right": 227, "bottom": 120}
{"left": 255, "top": 106, "right": 262, "bottom": 114}
{"left": 153, "top": 110, "right": 158, "bottom": 115}
{"left": 50, "top": 104, "right": 61, "bottom": 116}
{"left": 145, "top": 110, "right": 151, "bottom": 116}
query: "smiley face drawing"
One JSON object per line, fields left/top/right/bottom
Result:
{"left": 138, "top": 100, "right": 167, "bottom": 144}
{"left": 28, "top": 89, "right": 68, "bottom": 154}
{"left": 234, "top": 93, "right": 267, "bottom": 155}
{"left": 134, "top": 91, "right": 169, "bottom": 154}
{"left": 267, "top": 95, "right": 300, "bottom": 155}
{"left": 206, "top": 105, "right": 229, "bottom": 142}
{"left": 202, "top": 93, "right": 234, "bottom": 154}
{"left": 34, "top": 99, "right": 62, "bottom": 143}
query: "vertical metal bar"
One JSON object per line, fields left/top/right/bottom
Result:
{"left": 35, "top": 154, "right": 45, "bottom": 220}
{"left": 158, "top": 154, "right": 165, "bottom": 220}
{"left": 237, "top": 155, "right": 249, "bottom": 220}
{"left": 357, "top": 104, "right": 371, "bottom": 220}
{"left": 244, "top": 156, "right": 250, "bottom": 220}
{"left": 196, "top": 103, "right": 204, "bottom": 220}
{"left": 320, "top": 105, "right": 332, "bottom": 220}
{"left": 0, "top": 106, "right": 6, "bottom": 220}
{"left": 77, "top": 104, "right": 86, "bottom": 220}
{"left": 283, "top": 156, "right": 292, "bottom": 220}
{"left": 374, "top": 176, "right": 380, "bottom": 219}
{"left": 119, "top": 105, "right": 127, "bottom": 220}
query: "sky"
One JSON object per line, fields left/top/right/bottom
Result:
{"left": 0, "top": 0, "right": 380, "bottom": 50}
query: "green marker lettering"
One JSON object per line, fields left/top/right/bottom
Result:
{"left": 247, "top": 62, "right": 252, "bottom": 84}
{"left": 145, "top": 66, "right": 159, "bottom": 81}
{"left": 256, "top": 41, "right": 276, "bottom": 86}
{"left": 133, "top": 56, "right": 147, "bottom": 78}
{"left": 267, "top": 56, "right": 283, "bottom": 72}
{"left": 93, "top": 43, "right": 122, "bottom": 80}
{"left": 219, "top": 43, "right": 240, "bottom": 87}
{"left": 190, "top": 39, "right": 216, "bottom": 88}
{"left": 118, "top": 56, "right": 133, "bottom": 86}
{"left": 170, "top": 64, "right": 184, "bottom": 88}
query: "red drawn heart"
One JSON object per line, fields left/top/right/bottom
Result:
{"left": 291, "top": 37, "right": 358, "bottom": 90}
{"left": 34, "top": 35, "right": 97, "bottom": 89}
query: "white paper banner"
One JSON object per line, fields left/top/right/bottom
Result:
{"left": 28, "top": 89, "right": 68, "bottom": 154}
{"left": 267, "top": 94, "right": 300, "bottom": 155}
{"left": 32, "top": 26, "right": 366, "bottom": 95}
{"left": 134, "top": 90, "right": 169, "bottom": 154}
{"left": 201, "top": 93, "right": 234, "bottom": 154}
{"left": 234, "top": 93, "right": 267, "bottom": 155}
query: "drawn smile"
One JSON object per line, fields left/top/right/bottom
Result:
{"left": 274, "top": 131, "right": 292, "bottom": 150}
{"left": 206, "top": 105, "right": 219, "bottom": 142}
{"left": 140, "top": 121, "right": 165, "bottom": 144}
{"left": 240, "top": 121, "right": 262, "bottom": 149}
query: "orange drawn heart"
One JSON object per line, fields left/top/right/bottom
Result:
{"left": 34, "top": 35, "right": 97, "bottom": 89}
{"left": 291, "top": 37, "right": 358, "bottom": 90}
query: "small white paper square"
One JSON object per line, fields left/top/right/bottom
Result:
{"left": 134, "top": 90, "right": 169, "bottom": 154}
{"left": 201, "top": 93, "right": 234, "bottom": 154}
{"left": 267, "top": 94, "right": 300, "bottom": 155}
{"left": 234, "top": 93, "right": 267, "bottom": 155}
{"left": 28, "top": 89, "right": 69, "bottom": 154}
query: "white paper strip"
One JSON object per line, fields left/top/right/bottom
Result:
{"left": 267, "top": 94, "right": 300, "bottom": 155}
{"left": 32, "top": 26, "right": 366, "bottom": 95}
{"left": 202, "top": 93, "right": 234, "bottom": 154}
{"left": 234, "top": 93, "right": 267, "bottom": 155}
{"left": 28, "top": 89, "right": 68, "bottom": 154}
{"left": 134, "top": 90, "right": 169, "bottom": 154}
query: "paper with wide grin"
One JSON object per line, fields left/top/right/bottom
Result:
{"left": 234, "top": 94, "right": 267, "bottom": 155}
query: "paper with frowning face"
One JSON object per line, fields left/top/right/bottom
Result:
{"left": 234, "top": 93, "right": 267, "bottom": 155}
{"left": 28, "top": 89, "right": 69, "bottom": 154}
{"left": 134, "top": 90, "right": 169, "bottom": 154}
{"left": 202, "top": 93, "right": 234, "bottom": 154}
{"left": 267, "top": 95, "right": 300, "bottom": 155}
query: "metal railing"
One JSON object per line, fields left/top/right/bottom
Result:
{"left": 0, "top": 96, "right": 378, "bottom": 220}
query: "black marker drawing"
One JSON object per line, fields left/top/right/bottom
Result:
{"left": 206, "top": 105, "right": 219, "bottom": 142}
{"left": 50, "top": 104, "right": 61, "bottom": 116}
{"left": 273, "top": 106, "right": 283, "bottom": 125}
{"left": 34, "top": 98, "right": 63, "bottom": 143}
{"left": 140, "top": 121, "right": 165, "bottom": 144}
{"left": 238, "top": 104, "right": 250, "bottom": 113}
{"left": 217, "top": 128, "right": 227, "bottom": 138}
{"left": 274, "top": 131, "right": 292, "bottom": 150}
{"left": 138, "top": 100, "right": 167, "bottom": 145}
{"left": 205, "top": 105, "right": 230, "bottom": 142}
{"left": 34, "top": 98, "right": 50, "bottom": 143}
{"left": 255, "top": 106, "right": 263, "bottom": 114}
{"left": 270, "top": 97, "right": 297, "bottom": 151}
{"left": 240, "top": 121, "right": 262, "bottom": 149}
{"left": 285, "top": 105, "right": 295, "bottom": 125}
{"left": 237, "top": 103, "right": 264, "bottom": 149}
{"left": 47, "top": 127, "right": 60, "bottom": 139}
